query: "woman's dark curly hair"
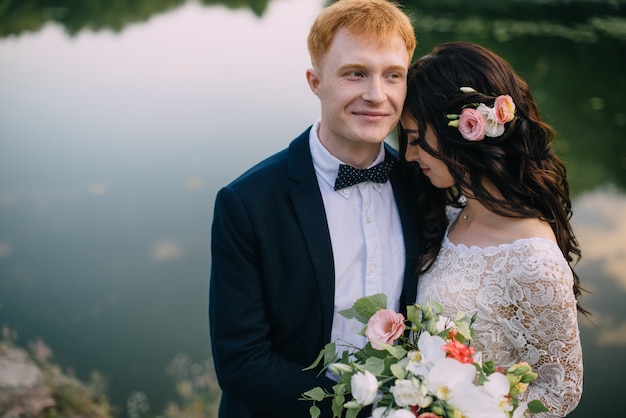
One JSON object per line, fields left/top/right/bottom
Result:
{"left": 398, "top": 41, "right": 587, "bottom": 314}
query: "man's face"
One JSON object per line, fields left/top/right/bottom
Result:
{"left": 307, "top": 28, "right": 410, "bottom": 163}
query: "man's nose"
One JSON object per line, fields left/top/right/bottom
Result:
{"left": 362, "top": 77, "right": 385, "bottom": 103}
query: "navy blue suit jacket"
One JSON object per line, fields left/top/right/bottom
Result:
{"left": 209, "top": 128, "right": 420, "bottom": 417}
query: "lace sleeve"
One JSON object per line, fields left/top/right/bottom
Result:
{"left": 496, "top": 241, "right": 583, "bottom": 417}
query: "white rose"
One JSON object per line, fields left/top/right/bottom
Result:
{"left": 371, "top": 407, "right": 388, "bottom": 418}
{"left": 388, "top": 409, "right": 417, "bottom": 418}
{"left": 370, "top": 406, "right": 416, "bottom": 418}
{"left": 389, "top": 379, "right": 429, "bottom": 407}
{"left": 351, "top": 371, "right": 378, "bottom": 406}
{"left": 477, "top": 103, "right": 505, "bottom": 137}
{"left": 434, "top": 315, "right": 453, "bottom": 333}
{"left": 389, "top": 379, "right": 419, "bottom": 407}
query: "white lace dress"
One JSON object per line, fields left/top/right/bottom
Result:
{"left": 416, "top": 209, "right": 583, "bottom": 417}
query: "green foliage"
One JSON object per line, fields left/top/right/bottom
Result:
{"left": 1, "top": 0, "right": 624, "bottom": 192}
{"left": 529, "top": 399, "right": 551, "bottom": 413}
{"left": 397, "top": 0, "right": 626, "bottom": 195}
{"left": 309, "top": 404, "right": 321, "bottom": 418}
{"left": 338, "top": 293, "right": 387, "bottom": 323}
{"left": 46, "top": 372, "right": 116, "bottom": 418}
{"left": 0, "top": 0, "right": 271, "bottom": 38}
{"left": 1, "top": 327, "right": 222, "bottom": 418}
{"left": 159, "top": 354, "right": 221, "bottom": 418}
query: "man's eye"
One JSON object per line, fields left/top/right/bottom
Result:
{"left": 350, "top": 71, "right": 365, "bottom": 77}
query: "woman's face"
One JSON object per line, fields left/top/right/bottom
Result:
{"left": 401, "top": 112, "right": 455, "bottom": 189}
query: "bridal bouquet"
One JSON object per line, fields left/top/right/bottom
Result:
{"left": 301, "top": 294, "right": 547, "bottom": 418}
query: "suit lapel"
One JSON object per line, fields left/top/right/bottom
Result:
{"left": 287, "top": 130, "right": 335, "bottom": 341}
{"left": 386, "top": 144, "right": 420, "bottom": 308}
{"left": 284, "top": 135, "right": 419, "bottom": 338}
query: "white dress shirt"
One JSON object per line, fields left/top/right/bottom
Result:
{"left": 309, "top": 119, "right": 406, "bottom": 356}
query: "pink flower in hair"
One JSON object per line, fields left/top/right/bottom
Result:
{"left": 494, "top": 94, "right": 516, "bottom": 124}
{"left": 458, "top": 108, "right": 486, "bottom": 141}
{"left": 448, "top": 89, "right": 516, "bottom": 141}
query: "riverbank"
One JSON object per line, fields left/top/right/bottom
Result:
{"left": 0, "top": 327, "right": 220, "bottom": 418}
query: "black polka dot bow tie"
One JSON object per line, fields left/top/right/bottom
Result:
{"left": 333, "top": 160, "right": 395, "bottom": 191}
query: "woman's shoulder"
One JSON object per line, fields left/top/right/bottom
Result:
{"left": 447, "top": 214, "right": 558, "bottom": 250}
{"left": 500, "top": 217, "right": 556, "bottom": 242}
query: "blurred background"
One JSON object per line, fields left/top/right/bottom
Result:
{"left": 1, "top": 0, "right": 625, "bottom": 417}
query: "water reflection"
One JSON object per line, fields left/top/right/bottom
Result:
{"left": 1, "top": 0, "right": 625, "bottom": 417}
{"left": 0, "top": 0, "right": 272, "bottom": 37}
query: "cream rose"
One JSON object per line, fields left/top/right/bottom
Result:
{"left": 477, "top": 103, "right": 505, "bottom": 138}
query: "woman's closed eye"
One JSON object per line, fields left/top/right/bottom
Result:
{"left": 409, "top": 136, "right": 423, "bottom": 146}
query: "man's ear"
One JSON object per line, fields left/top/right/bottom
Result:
{"left": 306, "top": 68, "right": 321, "bottom": 97}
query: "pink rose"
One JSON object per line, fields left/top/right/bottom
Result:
{"left": 365, "top": 309, "right": 405, "bottom": 350}
{"left": 494, "top": 94, "right": 515, "bottom": 123}
{"left": 458, "top": 108, "right": 485, "bottom": 141}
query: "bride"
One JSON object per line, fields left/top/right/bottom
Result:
{"left": 399, "top": 42, "right": 585, "bottom": 417}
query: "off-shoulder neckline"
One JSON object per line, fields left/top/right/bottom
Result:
{"left": 443, "top": 233, "right": 561, "bottom": 252}
{"left": 444, "top": 207, "right": 560, "bottom": 251}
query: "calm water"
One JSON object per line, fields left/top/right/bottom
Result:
{"left": 1, "top": 0, "right": 625, "bottom": 416}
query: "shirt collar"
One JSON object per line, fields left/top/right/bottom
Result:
{"left": 309, "top": 119, "right": 387, "bottom": 192}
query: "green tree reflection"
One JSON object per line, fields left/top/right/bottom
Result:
{"left": 0, "top": 0, "right": 271, "bottom": 37}
{"left": 397, "top": 0, "right": 626, "bottom": 196}
{"left": 1, "top": 0, "right": 624, "bottom": 195}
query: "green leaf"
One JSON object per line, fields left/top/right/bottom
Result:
{"left": 309, "top": 405, "right": 321, "bottom": 418}
{"left": 361, "top": 343, "right": 388, "bottom": 359}
{"left": 377, "top": 341, "right": 407, "bottom": 360}
{"left": 303, "top": 345, "right": 329, "bottom": 371}
{"left": 346, "top": 406, "right": 361, "bottom": 418}
{"left": 528, "top": 399, "right": 550, "bottom": 413}
{"left": 474, "top": 364, "right": 489, "bottom": 385}
{"left": 421, "top": 303, "right": 434, "bottom": 321}
{"left": 339, "top": 293, "right": 387, "bottom": 323}
{"left": 454, "top": 320, "right": 472, "bottom": 341}
{"left": 406, "top": 304, "right": 422, "bottom": 326}
{"left": 481, "top": 360, "right": 495, "bottom": 375}
{"left": 520, "top": 372, "right": 539, "bottom": 383}
{"left": 362, "top": 356, "right": 385, "bottom": 375}
{"left": 323, "top": 342, "right": 338, "bottom": 367}
{"left": 332, "top": 396, "right": 344, "bottom": 417}
{"left": 301, "top": 387, "right": 327, "bottom": 402}
{"left": 390, "top": 361, "right": 407, "bottom": 379}
{"left": 333, "top": 383, "right": 347, "bottom": 396}
{"left": 432, "top": 301, "right": 445, "bottom": 314}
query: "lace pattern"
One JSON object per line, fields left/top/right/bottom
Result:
{"left": 416, "top": 209, "right": 583, "bottom": 417}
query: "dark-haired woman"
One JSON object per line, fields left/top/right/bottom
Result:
{"left": 400, "top": 42, "right": 584, "bottom": 416}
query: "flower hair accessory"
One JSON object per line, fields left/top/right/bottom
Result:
{"left": 447, "top": 87, "right": 516, "bottom": 141}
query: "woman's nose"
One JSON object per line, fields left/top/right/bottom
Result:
{"left": 404, "top": 145, "right": 419, "bottom": 163}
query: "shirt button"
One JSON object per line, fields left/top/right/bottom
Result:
{"left": 368, "top": 264, "right": 376, "bottom": 273}
{"left": 365, "top": 216, "right": 371, "bottom": 224}
{"left": 342, "top": 189, "right": 349, "bottom": 195}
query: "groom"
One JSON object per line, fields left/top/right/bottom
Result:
{"left": 209, "top": 1, "right": 419, "bottom": 417}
